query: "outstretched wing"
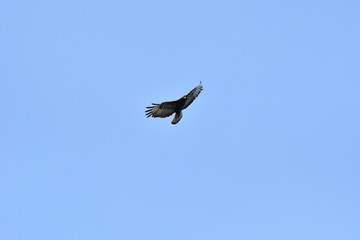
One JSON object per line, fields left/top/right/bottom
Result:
{"left": 183, "top": 83, "right": 203, "bottom": 109}
{"left": 145, "top": 101, "right": 177, "bottom": 118}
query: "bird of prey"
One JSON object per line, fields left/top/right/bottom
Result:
{"left": 145, "top": 82, "right": 203, "bottom": 125}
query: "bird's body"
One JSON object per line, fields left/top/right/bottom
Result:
{"left": 145, "top": 82, "right": 203, "bottom": 125}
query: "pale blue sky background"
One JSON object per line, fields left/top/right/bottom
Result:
{"left": 1, "top": 1, "right": 360, "bottom": 239}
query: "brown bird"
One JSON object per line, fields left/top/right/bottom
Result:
{"left": 145, "top": 82, "right": 203, "bottom": 125}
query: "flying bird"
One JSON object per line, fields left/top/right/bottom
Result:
{"left": 145, "top": 82, "right": 203, "bottom": 125}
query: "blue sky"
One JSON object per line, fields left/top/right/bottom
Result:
{"left": 1, "top": 1, "right": 360, "bottom": 239}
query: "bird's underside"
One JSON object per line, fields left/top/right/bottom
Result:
{"left": 145, "top": 82, "right": 203, "bottom": 125}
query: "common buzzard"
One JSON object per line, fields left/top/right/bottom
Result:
{"left": 145, "top": 82, "right": 203, "bottom": 125}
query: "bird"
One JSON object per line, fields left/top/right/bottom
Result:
{"left": 145, "top": 82, "right": 203, "bottom": 125}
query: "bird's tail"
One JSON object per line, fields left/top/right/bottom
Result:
{"left": 171, "top": 111, "right": 183, "bottom": 125}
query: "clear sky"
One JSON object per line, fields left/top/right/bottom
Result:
{"left": 1, "top": 1, "right": 360, "bottom": 239}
